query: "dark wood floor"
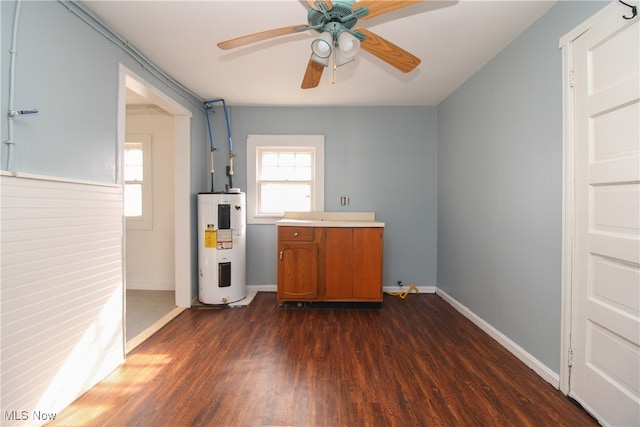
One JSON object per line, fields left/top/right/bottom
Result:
{"left": 52, "top": 292, "right": 597, "bottom": 426}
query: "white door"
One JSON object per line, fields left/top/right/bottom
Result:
{"left": 570, "top": 3, "right": 639, "bottom": 426}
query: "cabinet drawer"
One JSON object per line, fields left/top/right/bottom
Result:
{"left": 278, "top": 227, "right": 314, "bottom": 242}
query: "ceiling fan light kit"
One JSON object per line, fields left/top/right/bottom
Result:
{"left": 335, "top": 31, "right": 361, "bottom": 67}
{"left": 217, "top": 0, "right": 423, "bottom": 89}
{"left": 311, "top": 31, "right": 333, "bottom": 66}
{"left": 310, "top": 30, "right": 360, "bottom": 69}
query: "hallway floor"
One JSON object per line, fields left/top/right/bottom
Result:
{"left": 125, "top": 290, "right": 175, "bottom": 342}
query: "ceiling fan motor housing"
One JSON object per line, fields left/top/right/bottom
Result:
{"left": 308, "top": 0, "right": 359, "bottom": 34}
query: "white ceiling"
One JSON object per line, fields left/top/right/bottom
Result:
{"left": 84, "top": 0, "right": 557, "bottom": 107}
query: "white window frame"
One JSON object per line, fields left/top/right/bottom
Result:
{"left": 124, "top": 134, "right": 153, "bottom": 230}
{"left": 247, "top": 135, "right": 324, "bottom": 224}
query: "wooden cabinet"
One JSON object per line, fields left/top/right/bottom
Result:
{"left": 277, "top": 225, "right": 383, "bottom": 305}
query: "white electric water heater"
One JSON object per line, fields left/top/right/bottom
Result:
{"left": 197, "top": 192, "right": 246, "bottom": 304}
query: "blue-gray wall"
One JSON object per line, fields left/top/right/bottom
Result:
{"left": 205, "top": 107, "right": 439, "bottom": 288}
{"left": 1, "top": 1, "right": 206, "bottom": 183}
{"left": 1, "top": 1, "right": 210, "bottom": 299}
{"left": 437, "top": 0, "right": 608, "bottom": 373}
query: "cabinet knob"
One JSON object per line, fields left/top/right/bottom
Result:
{"left": 279, "top": 251, "right": 283, "bottom": 261}
{"left": 294, "top": 232, "right": 299, "bottom": 237}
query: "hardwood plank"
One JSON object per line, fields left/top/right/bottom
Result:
{"left": 51, "top": 292, "right": 597, "bottom": 426}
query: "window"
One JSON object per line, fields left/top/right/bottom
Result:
{"left": 124, "top": 135, "right": 152, "bottom": 229}
{"left": 247, "top": 135, "right": 324, "bottom": 224}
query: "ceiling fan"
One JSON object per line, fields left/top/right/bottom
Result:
{"left": 217, "top": 0, "right": 422, "bottom": 89}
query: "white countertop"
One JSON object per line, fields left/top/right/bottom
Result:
{"left": 276, "top": 218, "right": 385, "bottom": 228}
{"left": 276, "top": 212, "right": 384, "bottom": 228}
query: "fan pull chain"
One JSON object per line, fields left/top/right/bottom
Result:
{"left": 331, "top": 49, "right": 336, "bottom": 84}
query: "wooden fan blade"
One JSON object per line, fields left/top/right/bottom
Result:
{"left": 306, "top": 0, "right": 333, "bottom": 10}
{"left": 218, "top": 25, "right": 307, "bottom": 50}
{"left": 358, "top": 28, "right": 420, "bottom": 73}
{"left": 354, "top": 1, "right": 422, "bottom": 20}
{"left": 301, "top": 60, "right": 325, "bottom": 89}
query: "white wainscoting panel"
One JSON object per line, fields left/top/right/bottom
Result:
{"left": 1, "top": 173, "right": 124, "bottom": 424}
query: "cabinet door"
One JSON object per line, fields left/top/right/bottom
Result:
{"left": 324, "top": 227, "right": 383, "bottom": 301}
{"left": 324, "top": 228, "right": 353, "bottom": 300}
{"left": 278, "top": 242, "right": 318, "bottom": 300}
{"left": 352, "top": 228, "right": 383, "bottom": 300}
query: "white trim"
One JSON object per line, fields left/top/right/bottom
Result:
{"left": 247, "top": 285, "right": 437, "bottom": 294}
{"left": 122, "top": 68, "right": 192, "bottom": 119}
{"left": 246, "top": 284, "right": 278, "bottom": 293}
{"left": 249, "top": 285, "right": 436, "bottom": 295}
{"left": 246, "top": 135, "right": 325, "bottom": 224}
{"left": 126, "top": 306, "right": 186, "bottom": 353}
{"left": 173, "top": 115, "right": 192, "bottom": 308}
{"left": 383, "top": 285, "right": 436, "bottom": 294}
{"left": 559, "top": 38, "right": 576, "bottom": 396}
{"left": 126, "top": 280, "right": 175, "bottom": 291}
{"left": 436, "top": 288, "right": 560, "bottom": 388}
{"left": 0, "top": 170, "right": 120, "bottom": 188}
{"left": 558, "top": 2, "right": 615, "bottom": 47}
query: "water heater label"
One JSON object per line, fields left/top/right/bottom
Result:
{"left": 204, "top": 225, "right": 217, "bottom": 248}
{"left": 217, "top": 229, "right": 233, "bottom": 249}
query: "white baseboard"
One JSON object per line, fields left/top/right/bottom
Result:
{"left": 246, "top": 284, "right": 436, "bottom": 295}
{"left": 436, "top": 288, "right": 560, "bottom": 389}
{"left": 247, "top": 284, "right": 277, "bottom": 292}
{"left": 383, "top": 284, "right": 436, "bottom": 294}
{"left": 126, "top": 280, "right": 174, "bottom": 291}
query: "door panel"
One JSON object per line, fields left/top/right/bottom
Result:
{"left": 279, "top": 243, "right": 318, "bottom": 300}
{"left": 324, "top": 228, "right": 353, "bottom": 299}
{"left": 353, "top": 228, "right": 383, "bottom": 300}
{"left": 571, "top": 4, "right": 639, "bottom": 425}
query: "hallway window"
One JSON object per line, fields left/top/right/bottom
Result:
{"left": 124, "top": 135, "right": 152, "bottom": 229}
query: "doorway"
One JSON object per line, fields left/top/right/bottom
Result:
{"left": 124, "top": 93, "right": 176, "bottom": 346}
{"left": 118, "top": 65, "right": 192, "bottom": 352}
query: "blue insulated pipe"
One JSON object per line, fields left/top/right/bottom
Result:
{"left": 204, "top": 99, "right": 235, "bottom": 190}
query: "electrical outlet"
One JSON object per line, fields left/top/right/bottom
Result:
{"left": 340, "top": 196, "right": 350, "bottom": 206}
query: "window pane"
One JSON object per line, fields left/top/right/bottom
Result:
{"left": 258, "top": 150, "right": 313, "bottom": 182}
{"left": 279, "top": 166, "right": 296, "bottom": 180}
{"left": 124, "top": 148, "right": 144, "bottom": 181}
{"left": 296, "top": 153, "right": 311, "bottom": 166}
{"left": 124, "top": 184, "right": 142, "bottom": 217}
{"left": 124, "top": 165, "right": 143, "bottom": 181}
{"left": 260, "top": 183, "right": 311, "bottom": 213}
{"left": 279, "top": 152, "right": 295, "bottom": 166}
{"left": 294, "top": 165, "right": 311, "bottom": 180}
{"left": 261, "top": 166, "right": 279, "bottom": 180}
{"left": 262, "top": 152, "right": 279, "bottom": 167}
{"left": 126, "top": 149, "right": 143, "bottom": 165}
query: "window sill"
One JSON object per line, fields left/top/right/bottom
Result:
{"left": 248, "top": 214, "right": 284, "bottom": 225}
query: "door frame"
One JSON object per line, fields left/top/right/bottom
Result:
{"left": 558, "top": 1, "right": 626, "bottom": 396}
{"left": 118, "top": 65, "right": 192, "bottom": 309}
